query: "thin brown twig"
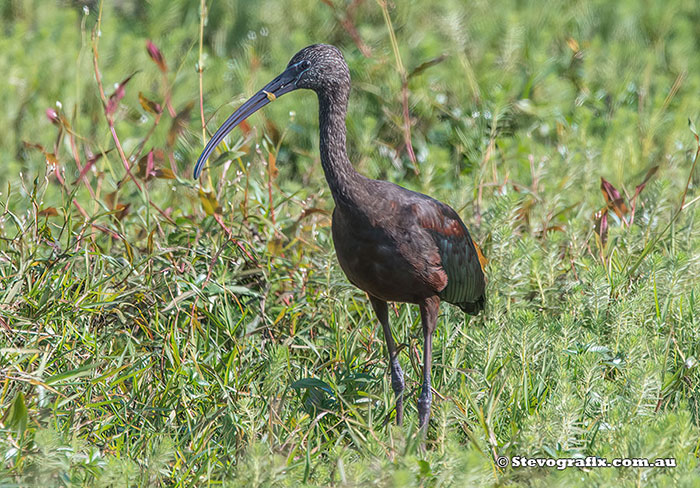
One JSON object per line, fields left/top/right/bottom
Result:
{"left": 196, "top": 0, "right": 215, "bottom": 191}
{"left": 400, "top": 79, "right": 417, "bottom": 167}
{"left": 198, "top": 0, "right": 207, "bottom": 146}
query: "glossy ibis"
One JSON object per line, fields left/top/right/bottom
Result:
{"left": 194, "top": 44, "right": 486, "bottom": 430}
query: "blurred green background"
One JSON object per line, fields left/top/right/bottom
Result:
{"left": 1, "top": 0, "right": 699, "bottom": 486}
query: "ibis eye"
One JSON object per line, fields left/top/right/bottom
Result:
{"left": 301, "top": 60, "right": 311, "bottom": 69}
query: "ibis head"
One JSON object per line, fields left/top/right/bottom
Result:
{"left": 194, "top": 44, "right": 349, "bottom": 179}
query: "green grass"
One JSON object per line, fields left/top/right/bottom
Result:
{"left": 1, "top": 0, "right": 700, "bottom": 486}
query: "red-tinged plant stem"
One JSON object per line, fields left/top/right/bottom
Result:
{"left": 377, "top": 0, "right": 418, "bottom": 174}
{"left": 67, "top": 125, "right": 96, "bottom": 199}
{"left": 321, "top": 0, "right": 372, "bottom": 57}
{"left": 162, "top": 72, "right": 177, "bottom": 118}
{"left": 150, "top": 200, "right": 176, "bottom": 226}
{"left": 72, "top": 198, "right": 89, "bottom": 220}
{"left": 90, "top": 3, "right": 175, "bottom": 231}
{"left": 129, "top": 111, "right": 163, "bottom": 161}
{"left": 89, "top": 5, "right": 177, "bottom": 232}
{"left": 107, "top": 124, "right": 142, "bottom": 192}
{"left": 91, "top": 4, "right": 142, "bottom": 192}
{"left": 213, "top": 213, "right": 255, "bottom": 261}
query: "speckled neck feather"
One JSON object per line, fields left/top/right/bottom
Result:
{"left": 317, "top": 79, "right": 359, "bottom": 206}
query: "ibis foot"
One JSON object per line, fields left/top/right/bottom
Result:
{"left": 417, "top": 297, "right": 438, "bottom": 433}
{"left": 391, "top": 359, "right": 405, "bottom": 425}
{"left": 417, "top": 384, "right": 432, "bottom": 432}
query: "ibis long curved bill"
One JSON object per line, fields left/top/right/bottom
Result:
{"left": 193, "top": 60, "right": 311, "bottom": 179}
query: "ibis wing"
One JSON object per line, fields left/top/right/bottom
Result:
{"left": 414, "top": 199, "right": 486, "bottom": 314}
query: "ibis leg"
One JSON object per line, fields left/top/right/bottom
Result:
{"left": 370, "top": 295, "right": 405, "bottom": 425}
{"left": 418, "top": 296, "right": 440, "bottom": 431}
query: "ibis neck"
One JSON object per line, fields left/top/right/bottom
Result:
{"left": 317, "top": 89, "right": 360, "bottom": 205}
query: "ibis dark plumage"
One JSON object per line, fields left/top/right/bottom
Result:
{"left": 195, "top": 44, "right": 486, "bottom": 430}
